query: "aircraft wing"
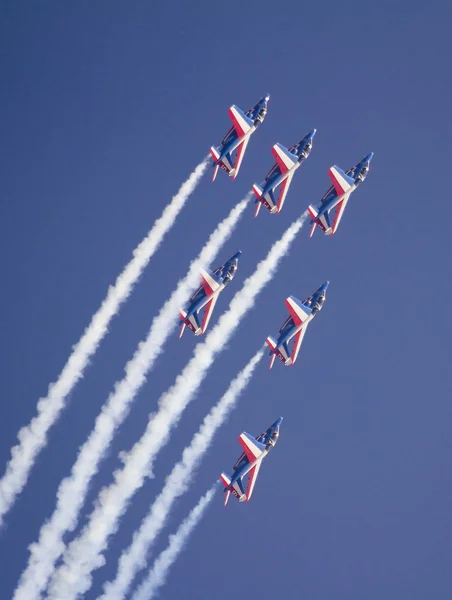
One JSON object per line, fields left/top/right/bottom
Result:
{"left": 275, "top": 172, "right": 295, "bottom": 213}
{"left": 284, "top": 296, "right": 312, "bottom": 326}
{"left": 245, "top": 461, "right": 262, "bottom": 502}
{"left": 200, "top": 268, "right": 222, "bottom": 296}
{"left": 291, "top": 323, "right": 308, "bottom": 365}
{"left": 228, "top": 105, "right": 254, "bottom": 138}
{"left": 328, "top": 166, "right": 355, "bottom": 196}
{"left": 232, "top": 135, "right": 251, "bottom": 179}
{"left": 271, "top": 143, "right": 297, "bottom": 175}
{"left": 201, "top": 294, "right": 219, "bottom": 333}
{"left": 330, "top": 193, "right": 351, "bottom": 234}
{"left": 238, "top": 432, "right": 266, "bottom": 462}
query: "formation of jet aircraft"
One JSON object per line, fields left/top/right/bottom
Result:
{"left": 182, "top": 95, "right": 373, "bottom": 505}
{"left": 210, "top": 94, "right": 373, "bottom": 229}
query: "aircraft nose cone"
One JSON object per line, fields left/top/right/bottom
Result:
{"left": 265, "top": 93, "right": 271, "bottom": 102}
{"left": 273, "top": 417, "right": 283, "bottom": 428}
{"left": 365, "top": 152, "right": 374, "bottom": 162}
{"left": 310, "top": 128, "right": 317, "bottom": 137}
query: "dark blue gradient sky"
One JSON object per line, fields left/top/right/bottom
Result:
{"left": 0, "top": 2, "right": 451, "bottom": 599}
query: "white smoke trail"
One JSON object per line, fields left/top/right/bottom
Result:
{"left": 0, "top": 158, "right": 209, "bottom": 528}
{"left": 47, "top": 213, "right": 307, "bottom": 600}
{"left": 132, "top": 485, "right": 217, "bottom": 600}
{"left": 12, "top": 197, "right": 249, "bottom": 600}
{"left": 101, "top": 348, "right": 263, "bottom": 600}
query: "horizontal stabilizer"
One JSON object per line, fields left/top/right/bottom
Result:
{"left": 266, "top": 336, "right": 277, "bottom": 367}
{"left": 220, "top": 472, "right": 245, "bottom": 504}
{"left": 178, "top": 310, "right": 187, "bottom": 338}
{"left": 220, "top": 472, "right": 231, "bottom": 488}
{"left": 210, "top": 146, "right": 220, "bottom": 161}
{"left": 308, "top": 205, "right": 329, "bottom": 236}
{"left": 220, "top": 473, "right": 231, "bottom": 506}
{"left": 309, "top": 221, "right": 317, "bottom": 238}
{"left": 210, "top": 147, "right": 234, "bottom": 178}
{"left": 254, "top": 200, "right": 262, "bottom": 218}
{"left": 252, "top": 183, "right": 263, "bottom": 199}
{"left": 266, "top": 335, "right": 277, "bottom": 351}
{"left": 179, "top": 310, "right": 201, "bottom": 336}
{"left": 308, "top": 204, "right": 318, "bottom": 221}
{"left": 267, "top": 336, "right": 291, "bottom": 367}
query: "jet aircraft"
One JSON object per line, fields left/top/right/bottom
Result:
{"left": 252, "top": 130, "right": 316, "bottom": 217}
{"left": 220, "top": 417, "right": 282, "bottom": 505}
{"left": 308, "top": 153, "right": 374, "bottom": 237}
{"left": 179, "top": 251, "right": 241, "bottom": 338}
{"left": 266, "top": 282, "right": 329, "bottom": 368}
{"left": 210, "top": 94, "right": 270, "bottom": 182}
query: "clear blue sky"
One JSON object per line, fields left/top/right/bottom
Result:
{"left": 1, "top": 1, "right": 451, "bottom": 598}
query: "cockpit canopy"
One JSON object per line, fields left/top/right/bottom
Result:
{"left": 311, "top": 292, "right": 326, "bottom": 314}
{"left": 255, "top": 106, "right": 267, "bottom": 125}
{"left": 355, "top": 164, "right": 370, "bottom": 184}
{"left": 225, "top": 262, "right": 238, "bottom": 281}
{"left": 267, "top": 429, "right": 280, "bottom": 447}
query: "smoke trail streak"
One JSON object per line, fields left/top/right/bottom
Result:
{"left": 12, "top": 196, "right": 249, "bottom": 600}
{"left": 47, "top": 213, "right": 307, "bottom": 600}
{"left": 132, "top": 485, "right": 217, "bottom": 600}
{"left": 101, "top": 348, "right": 263, "bottom": 600}
{"left": 0, "top": 158, "right": 209, "bottom": 529}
